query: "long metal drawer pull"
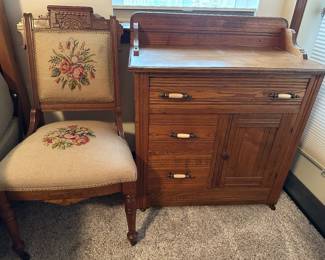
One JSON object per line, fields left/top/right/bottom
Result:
{"left": 269, "top": 92, "right": 299, "bottom": 100}
{"left": 170, "top": 132, "right": 196, "bottom": 139}
{"left": 159, "top": 92, "right": 192, "bottom": 100}
{"left": 168, "top": 172, "right": 192, "bottom": 179}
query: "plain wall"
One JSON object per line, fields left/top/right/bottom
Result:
{"left": 256, "top": 0, "right": 286, "bottom": 17}
{"left": 297, "top": 0, "right": 324, "bottom": 54}
{"left": 281, "top": 0, "right": 296, "bottom": 24}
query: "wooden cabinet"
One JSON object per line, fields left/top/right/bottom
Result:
{"left": 129, "top": 13, "right": 325, "bottom": 209}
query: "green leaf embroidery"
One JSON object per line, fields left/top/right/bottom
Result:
{"left": 80, "top": 76, "right": 90, "bottom": 86}
{"left": 68, "top": 80, "right": 78, "bottom": 90}
{"left": 62, "top": 80, "right": 67, "bottom": 89}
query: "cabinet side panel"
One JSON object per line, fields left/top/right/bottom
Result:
{"left": 268, "top": 75, "right": 325, "bottom": 205}
{"left": 134, "top": 73, "right": 150, "bottom": 209}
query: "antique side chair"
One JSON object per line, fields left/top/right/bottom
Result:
{"left": 0, "top": 6, "right": 138, "bottom": 258}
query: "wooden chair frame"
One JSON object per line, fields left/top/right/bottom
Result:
{"left": 0, "top": 6, "right": 137, "bottom": 258}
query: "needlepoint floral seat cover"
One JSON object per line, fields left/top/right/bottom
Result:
{"left": 0, "top": 121, "right": 137, "bottom": 191}
{"left": 34, "top": 31, "right": 114, "bottom": 103}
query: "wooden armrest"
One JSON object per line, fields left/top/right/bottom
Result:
{"left": 27, "top": 109, "right": 41, "bottom": 136}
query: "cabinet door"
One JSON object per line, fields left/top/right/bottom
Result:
{"left": 214, "top": 114, "right": 294, "bottom": 188}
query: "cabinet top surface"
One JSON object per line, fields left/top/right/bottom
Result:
{"left": 128, "top": 47, "right": 325, "bottom": 73}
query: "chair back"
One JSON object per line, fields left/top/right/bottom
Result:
{"left": 22, "top": 6, "right": 122, "bottom": 112}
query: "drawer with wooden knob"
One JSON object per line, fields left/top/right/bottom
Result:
{"left": 149, "top": 114, "right": 219, "bottom": 154}
{"left": 149, "top": 76, "right": 308, "bottom": 113}
{"left": 149, "top": 154, "right": 212, "bottom": 169}
{"left": 147, "top": 167, "right": 211, "bottom": 192}
{"left": 150, "top": 86, "right": 306, "bottom": 104}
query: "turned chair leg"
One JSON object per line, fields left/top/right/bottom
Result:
{"left": 122, "top": 182, "right": 138, "bottom": 246}
{"left": 0, "top": 192, "right": 30, "bottom": 260}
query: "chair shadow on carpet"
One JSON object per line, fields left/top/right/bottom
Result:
{"left": 137, "top": 208, "right": 161, "bottom": 242}
{"left": 90, "top": 194, "right": 162, "bottom": 242}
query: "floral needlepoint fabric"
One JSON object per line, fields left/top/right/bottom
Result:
{"left": 49, "top": 39, "right": 96, "bottom": 90}
{"left": 34, "top": 31, "right": 114, "bottom": 103}
{"left": 43, "top": 125, "right": 95, "bottom": 149}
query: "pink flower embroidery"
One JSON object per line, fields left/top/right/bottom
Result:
{"left": 43, "top": 125, "right": 95, "bottom": 149}
{"left": 48, "top": 39, "right": 96, "bottom": 90}
{"left": 72, "top": 65, "right": 84, "bottom": 80}
{"left": 60, "top": 59, "right": 72, "bottom": 74}
{"left": 76, "top": 136, "right": 89, "bottom": 145}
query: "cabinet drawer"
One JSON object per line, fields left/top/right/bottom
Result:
{"left": 148, "top": 188, "right": 271, "bottom": 206}
{"left": 149, "top": 142, "right": 215, "bottom": 155}
{"left": 149, "top": 76, "right": 308, "bottom": 106}
{"left": 149, "top": 114, "right": 218, "bottom": 154}
{"left": 149, "top": 154, "right": 212, "bottom": 168}
{"left": 148, "top": 167, "right": 210, "bottom": 192}
{"left": 149, "top": 124, "right": 216, "bottom": 142}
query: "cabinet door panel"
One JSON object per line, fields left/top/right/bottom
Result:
{"left": 215, "top": 114, "right": 288, "bottom": 187}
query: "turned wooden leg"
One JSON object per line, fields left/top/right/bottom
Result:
{"left": 0, "top": 192, "right": 29, "bottom": 260}
{"left": 122, "top": 182, "right": 138, "bottom": 246}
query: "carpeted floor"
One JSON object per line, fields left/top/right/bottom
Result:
{"left": 0, "top": 192, "right": 324, "bottom": 260}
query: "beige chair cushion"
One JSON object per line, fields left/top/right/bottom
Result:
{"left": 0, "top": 121, "right": 136, "bottom": 191}
{"left": 34, "top": 31, "right": 114, "bottom": 103}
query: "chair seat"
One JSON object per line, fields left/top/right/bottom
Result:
{"left": 0, "top": 121, "right": 137, "bottom": 191}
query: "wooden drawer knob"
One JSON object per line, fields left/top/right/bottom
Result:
{"left": 221, "top": 152, "right": 230, "bottom": 160}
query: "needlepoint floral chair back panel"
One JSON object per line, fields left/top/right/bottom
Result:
{"left": 36, "top": 31, "right": 114, "bottom": 103}
{"left": 23, "top": 5, "right": 121, "bottom": 108}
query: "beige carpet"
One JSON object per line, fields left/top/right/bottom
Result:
{"left": 0, "top": 192, "right": 324, "bottom": 260}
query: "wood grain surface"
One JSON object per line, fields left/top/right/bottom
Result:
{"left": 130, "top": 13, "right": 325, "bottom": 209}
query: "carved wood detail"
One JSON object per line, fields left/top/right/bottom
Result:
{"left": 123, "top": 182, "right": 138, "bottom": 246}
{"left": 48, "top": 5, "right": 92, "bottom": 29}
